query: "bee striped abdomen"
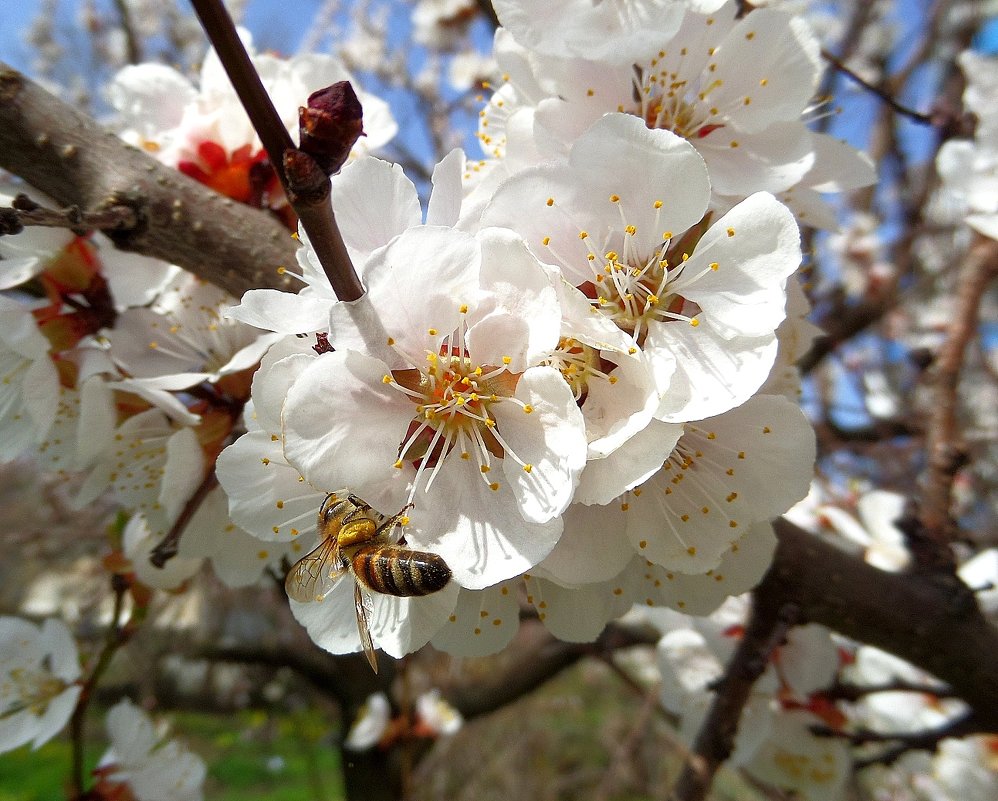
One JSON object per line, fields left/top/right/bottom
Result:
{"left": 353, "top": 546, "right": 452, "bottom": 596}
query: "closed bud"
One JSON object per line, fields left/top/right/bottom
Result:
{"left": 298, "top": 81, "right": 365, "bottom": 176}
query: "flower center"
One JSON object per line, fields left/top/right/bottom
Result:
{"left": 541, "top": 338, "right": 618, "bottom": 402}
{"left": 632, "top": 56, "right": 727, "bottom": 142}
{"left": 383, "top": 329, "right": 534, "bottom": 497}
{"left": 575, "top": 214, "right": 711, "bottom": 346}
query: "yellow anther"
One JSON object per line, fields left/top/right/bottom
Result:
{"left": 624, "top": 225, "right": 636, "bottom": 235}
{"left": 654, "top": 200, "right": 663, "bottom": 209}
{"left": 276, "top": 500, "right": 284, "bottom": 509}
{"left": 489, "top": 482, "right": 500, "bottom": 491}
{"left": 609, "top": 194, "right": 620, "bottom": 203}
{"left": 546, "top": 197, "right": 554, "bottom": 206}
{"left": 709, "top": 262, "right": 719, "bottom": 271}
{"left": 382, "top": 375, "right": 393, "bottom": 384}
{"left": 579, "top": 230, "right": 589, "bottom": 240}
{"left": 428, "top": 328, "right": 438, "bottom": 336}
{"left": 542, "top": 236, "right": 550, "bottom": 246}
{"left": 523, "top": 464, "right": 533, "bottom": 473}
{"left": 523, "top": 404, "right": 534, "bottom": 413}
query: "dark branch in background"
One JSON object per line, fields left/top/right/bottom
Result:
{"left": 189, "top": 0, "right": 365, "bottom": 302}
{"left": 820, "top": 48, "right": 935, "bottom": 125}
{"left": 915, "top": 234, "right": 998, "bottom": 570}
{"left": 769, "top": 518, "right": 998, "bottom": 732}
{"left": 1, "top": 192, "right": 138, "bottom": 235}
{"left": 669, "top": 600, "right": 800, "bottom": 801}
{"left": 111, "top": 0, "right": 143, "bottom": 64}
{"left": 0, "top": 62, "right": 300, "bottom": 298}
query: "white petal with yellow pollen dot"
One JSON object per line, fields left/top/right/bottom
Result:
{"left": 745, "top": 710, "right": 850, "bottom": 801}
{"left": 179, "top": 486, "right": 318, "bottom": 588}
{"left": 430, "top": 581, "right": 520, "bottom": 657}
{"left": 615, "top": 521, "right": 778, "bottom": 616}
{"left": 0, "top": 617, "right": 82, "bottom": 753}
{"left": 626, "top": 396, "right": 813, "bottom": 572}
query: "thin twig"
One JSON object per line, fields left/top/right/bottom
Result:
{"left": 188, "top": 0, "right": 364, "bottom": 302}
{"left": 69, "top": 575, "right": 130, "bottom": 795}
{"left": 1, "top": 194, "right": 138, "bottom": 236}
{"left": 149, "top": 470, "right": 219, "bottom": 568}
{"left": 668, "top": 601, "right": 800, "bottom": 801}
{"left": 821, "top": 48, "right": 935, "bottom": 125}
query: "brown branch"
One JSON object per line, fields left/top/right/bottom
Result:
{"left": 769, "top": 518, "right": 998, "bottom": 732}
{"left": 439, "top": 621, "right": 659, "bottom": 720}
{"left": 668, "top": 600, "right": 800, "bottom": 801}
{"left": 189, "top": 0, "right": 364, "bottom": 302}
{"left": 916, "top": 234, "right": 998, "bottom": 570}
{"left": 821, "top": 48, "right": 935, "bottom": 125}
{"left": 0, "top": 62, "right": 300, "bottom": 299}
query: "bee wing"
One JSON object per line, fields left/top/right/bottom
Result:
{"left": 285, "top": 539, "right": 347, "bottom": 603}
{"left": 354, "top": 582, "right": 379, "bottom": 673}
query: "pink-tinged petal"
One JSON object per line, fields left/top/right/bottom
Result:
{"left": 493, "top": 366, "right": 587, "bottom": 523}
{"left": 406, "top": 456, "right": 563, "bottom": 589}
{"left": 430, "top": 583, "right": 521, "bottom": 657}
{"left": 282, "top": 350, "right": 413, "bottom": 503}
{"left": 330, "top": 157, "right": 421, "bottom": 262}
{"left": 651, "top": 324, "right": 778, "bottom": 423}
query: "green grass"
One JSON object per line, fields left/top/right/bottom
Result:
{"left": 0, "top": 709, "right": 344, "bottom": 801}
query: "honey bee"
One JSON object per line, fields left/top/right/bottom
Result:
{"left": 285, "top": 493, "right": 452, "bottom": 672}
